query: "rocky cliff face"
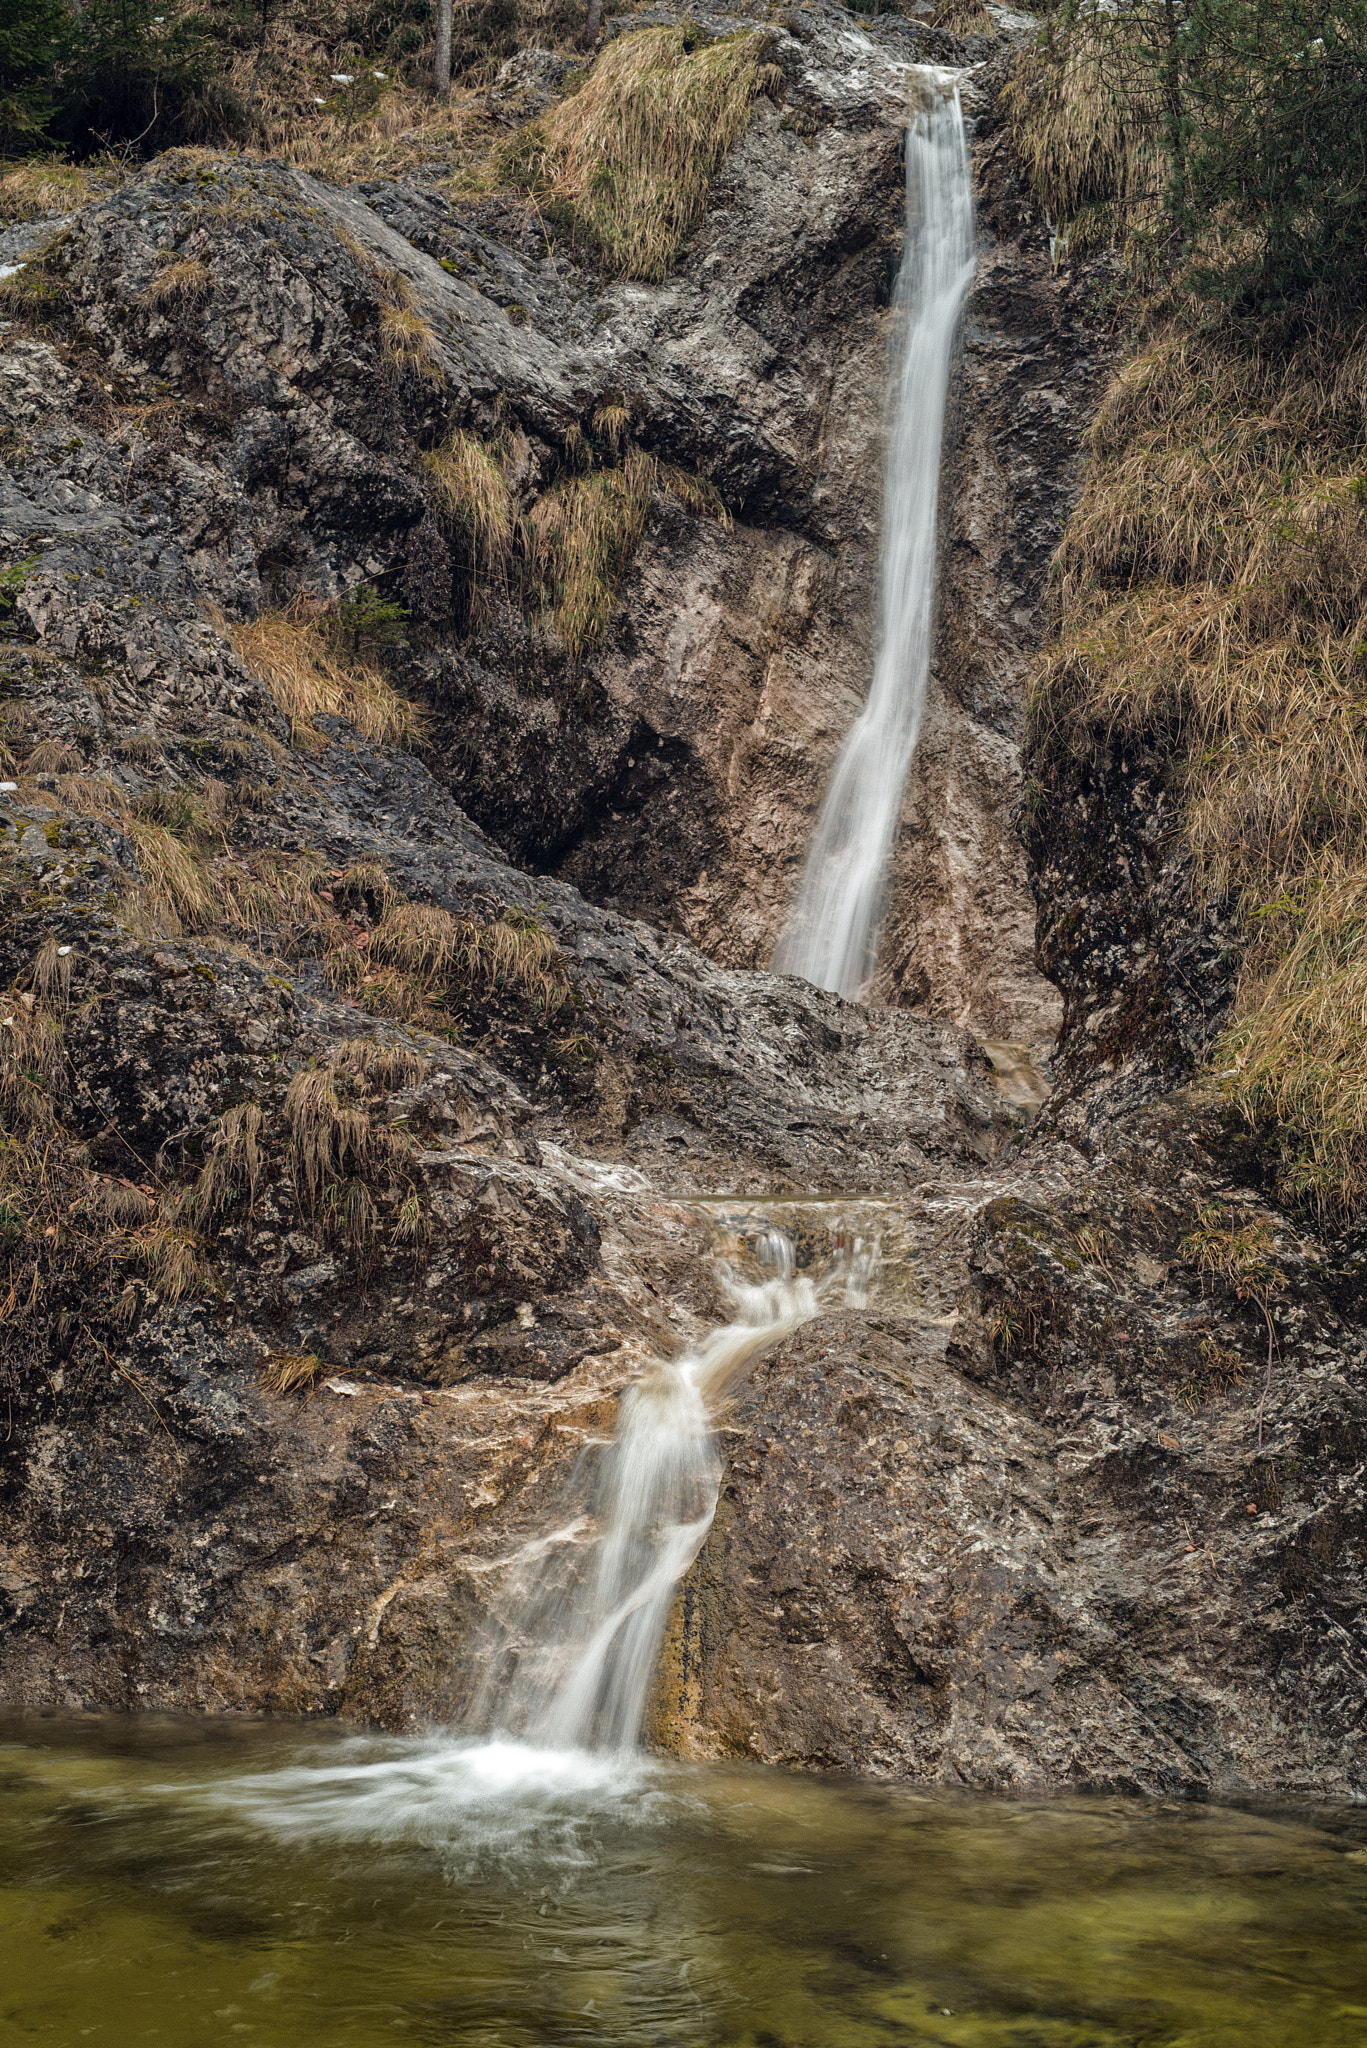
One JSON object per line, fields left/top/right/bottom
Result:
{"left": 651, "top": 1099, "right": 1367, "bottom": 1797}
{"left": 1, "top": 4, "right": 1362, "bottom": 1795}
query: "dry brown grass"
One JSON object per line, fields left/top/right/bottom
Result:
{"left": 1003, "top": 5, "right": 1167, "bottom": 268}
{"left": 285, "top": 1060, "right": 397, "bottom": 1205}
{"left": 140, "top": 256, "right": 212, "bottom": 311}
{"left": 525, "top": 451, "right": 656, "bottom": 652}
{"left": 115, "top": 732, "right": 165, "bottom": 767}
{"left": 53, "top": 774, "right": 129, "bottom": 821}
{"left": 261, "top": 1348, "right": 324, "bottom": 1395}
{"left": 1219, "top": 863, "right": 1367, "bottom": 1217}
{"left": 376, "top": 270, "right": 447, "bottom": 390}
{"left": 0, "top": 228, "right": 72, "bottom": 329}
{"left": 424, "top": 430, "right": 515, "bottom": 595}
{"left": 281, "top": 1040, "right": 427, "bottom": 1248}
{"left": 212, "top": 26, "right": 495, "bottom": 185}
{"left": 192, "top": 1100, "right": 265, "bottom": 1221}
{"left": 145, "top": 1217, "right": 206, "bottom": 1304}
{"left": 0, "top": 999, "right": 65, "bottom": 1126}
{"left": 0, "top": 157, "right": 107, "bottom": 223}
{"left": 357, "top": 898, "right": 571, "bottom": 1018}
{"left": 928, "top": 0, "right": 997, "bottom": 35}
{"left": 500, "top": 25, "right": 779, "bottom": 282}
{"left": 655, "top": 460, "right": 732, "bottom": 529}
{"left": 0, "top": 963, "right": 210, "bottom": 1385}
{"left": 227, "top": 597, "right": 422, "bottom": 747}
{"left": 1030, "top": 312, "right": 1367, "bottom": 1215}
{"left": 22, "top": 739, "right": 83, "bottom": 774}
{"left": 125, "top": 821, "right": 218, "bottom": 932}
{"left": 425, "top": 417, "right": 731, "bottom": 648}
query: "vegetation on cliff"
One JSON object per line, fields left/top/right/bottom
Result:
{"left": 1017, "top": 2, "right": 1367, "bottom": 1217}
{"left": 1008, "top": 0, "right": 1367, "bottom": 313}
{"left": 490, "top": 24, "right": 780, "bottom": 281}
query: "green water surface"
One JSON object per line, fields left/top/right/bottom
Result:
{"left": 1, "top": 1715, "right": 1365, "bottom": 2047}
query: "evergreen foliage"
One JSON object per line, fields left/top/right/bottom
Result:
{"left": 1176, "top": 0, "right": 1367, "bottom": 311}
{"left": 1014, "top": 0, "right": 1367, "bottom": 313}
{"left": 33, "top": 0, "right": 238, "bottom": 156}
{"left": 0, "top": 0, "right": 67, "bottom": 151}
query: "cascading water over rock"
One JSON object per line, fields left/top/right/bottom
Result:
{"left": 775, "top": 68, "right": 976, "bottom": 998}
{"left": 465, "top": 1231, "right": 877, "bottom": 1755}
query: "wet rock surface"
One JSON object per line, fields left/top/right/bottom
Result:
{"left": 653, "top": 1098, "right": 1367, "bottom": 1795}
{"left": 0, "top": 8, "right": 1363, "bottom": 1793}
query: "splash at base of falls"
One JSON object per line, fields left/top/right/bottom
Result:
{"left": 195, "top": 1227, "right": 875, "bottom": 1861}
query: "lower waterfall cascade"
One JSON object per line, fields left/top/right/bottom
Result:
{"left": 774, "top": 66, "right": 977, "bottom": 998}
{"left": 465, "top": 1225, "right": 878, "bottom": 1756}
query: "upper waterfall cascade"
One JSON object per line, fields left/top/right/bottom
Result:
{"left": 774, "top": 68, "right": 977, "bottom": 998}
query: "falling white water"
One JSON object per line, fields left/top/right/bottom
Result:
{"left": 194, "top": 1232, "right": 877, "bottom": 1860}
{"left": 774, "top": 69, "right": 977, "bottom": 998}
{"left": 466, "top": 1232, "right": 878, "bottom": 1756}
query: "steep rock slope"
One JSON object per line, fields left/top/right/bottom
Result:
{"left": 0, "top": 30, "right": 1013, "bottom": 1716}
{"left": 653, "top": 1100, "right": 1367, "bottom": 1796}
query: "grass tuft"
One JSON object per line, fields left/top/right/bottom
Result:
{"left": 424, "top": 429, "right": 514, "bottom": 594}
{"left": 502, "top": 26, "right": 777, "bottom": 282}
{"left": 0, "top": 158, "right": 98, "bottom": 223}
{"left": 1003, "top": 8, "right": 1166, "bottom": 270}
{"left": 192, "top": 1100, "right": 265, "bottom": 1221}
{"left": 140, "top": 257, "right": 212, "bottom": 311}
{"left": 261, "top": 1348, "right": 324, "bottom": 1395}
{"left": 23, "top": 739, "right": 83, "bottom": 774}
{"left": 525, "top": 450, "right": 656, "bottom": 652}
{"left": 227, "top": 596, "right": 422, "bottom": 748}
{"left": 127, "top": 820, "right": 217, "bottom": 932}
{"left": 376, "top": 269, "right": 446, "bottom": 390}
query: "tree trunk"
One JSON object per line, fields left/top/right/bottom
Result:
{"left": 434, "top": 0, "right": 452, "bottom": 98}
{"left": 244, "top": 0, "right": 271, "bottom": 130}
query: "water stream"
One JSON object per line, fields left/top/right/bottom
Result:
{"left": 464, "top": 1225, "right": 876, "bottom": 1755}
{"left": 4, "top": 1713, "right": 1366, "bottom": 2046}
{"left": 774, "top": 67, "right": 976, "bottom": 997}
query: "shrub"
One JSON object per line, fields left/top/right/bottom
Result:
{"left": 46, "top": 0, "right": 241, "bottom": 157}
{"left": 1008, "top": 0, "right": 1367, "bottom": 311}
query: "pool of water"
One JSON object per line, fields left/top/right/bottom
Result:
{"left": 2, "top": 1716, "right": 1366, "bottom": 2047}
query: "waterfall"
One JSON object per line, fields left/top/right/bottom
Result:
{"left": 467, "top": 1232, "right": 875, "bottom": 1754}
{"left": 199, "top": 1232, "right": 875, "bottom": 1857}
{"left": 774, "top": 69, "right": 976, "bottom": 999}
